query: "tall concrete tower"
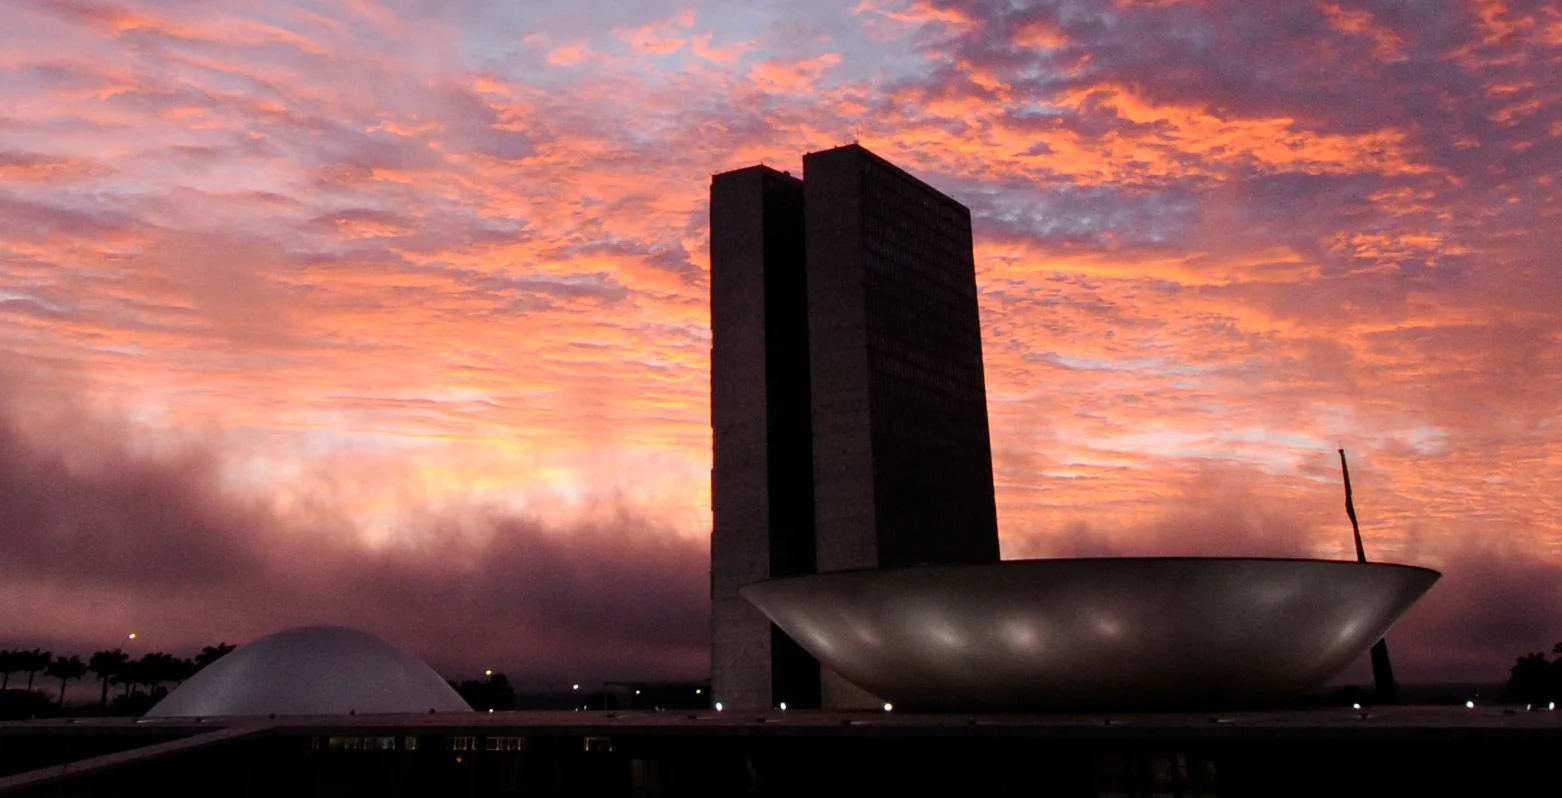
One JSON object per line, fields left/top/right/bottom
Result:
{"left": 710, "top": 145, "right": 1000, "bottom": 710}
{"left": 709, "top": 166, "right": 821, "bottom": 712}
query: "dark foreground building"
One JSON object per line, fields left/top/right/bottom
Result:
{"left": 5, "top": 707, "right": 1561, "bottom": 797}
{"left": 710, "top": 145, "right": 1001, "bottom": 711}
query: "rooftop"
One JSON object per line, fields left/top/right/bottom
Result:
{"left": 7, "top": 705, "right": 1562, "bottom": 741}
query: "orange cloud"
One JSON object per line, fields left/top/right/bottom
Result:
{"left": 747, "top": 53, "right": 843, "bottom": 92}
{"left": 1319, "top": 2, "right": 1406, "bottom": 60}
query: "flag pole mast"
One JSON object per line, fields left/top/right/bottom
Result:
{"left": 1340, "top": 449, "right": 1399, "bottom": 704}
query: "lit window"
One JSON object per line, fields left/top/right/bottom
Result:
{"left": 450, "top": 737, "right": 476, "bottom": 751}
{"left": 404, "top": 737, "right": 417, "bottom": 751}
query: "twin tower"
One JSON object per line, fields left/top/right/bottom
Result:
{"left": 710, "top": 144, "right": 1001, "bottom": 709}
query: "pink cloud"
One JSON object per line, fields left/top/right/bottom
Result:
{"left": 613, "top": 7, "right": 697, "bottom": 56}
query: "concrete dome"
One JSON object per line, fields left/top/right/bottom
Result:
{"left": 146, "top": 626, "right": 471, "bottom": 717}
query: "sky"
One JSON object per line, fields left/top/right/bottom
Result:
{"left": 1, "top": 0, "right": 1559, "bottom": 689}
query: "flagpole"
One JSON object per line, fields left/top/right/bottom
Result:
{"left": 1340, "top": 449, "right": 1399, "bottom": 704}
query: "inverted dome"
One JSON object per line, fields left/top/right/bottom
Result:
{"left": 742, "top": 558, "right": 1440, "bottom": 710}
{"left": 146, "top": 626, "right": 471, "bottom": 717}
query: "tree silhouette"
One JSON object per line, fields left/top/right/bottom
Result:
{"left": 0, "top": 650, "right": 20, "bottom": 690}
{"left": 175, "top": 657, "right": 198, "bottom": 684}
{"left": 113, "top": 659, "right": 142, "bottom": 698}
{"left": 451, "top": 673, "right": 517, "bottom": 711}
{"left": 22, "top": 649, "right": 51, "bottom": 692}
{"left": 46, "top": 655, "right": 87, "bottom": 706}
{"left": 133, "top": 653, "right": 178, "bottom": 695}
{"left": 1500, "top": 642, "right": 1562, "bottom": 704}
{"left": 88, "top": 650, "right": 129, "bottom": 707}
{"left": 195, "top": 644, "right": 235, "bottom": 669}
{"left": 0, "top": 642, "right": 246, "bottom": 716}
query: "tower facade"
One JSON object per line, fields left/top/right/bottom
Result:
{"left": 709, "top": 166, "right": 821, "bottom": 712}
{"left": 710, "top": 145, "right": 1000, "bottom": 710}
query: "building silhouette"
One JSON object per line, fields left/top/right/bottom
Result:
{"left": 710, "top": 144, "right": 1000, "bottom": 710}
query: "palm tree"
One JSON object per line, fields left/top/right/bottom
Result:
{"left": 0, "top": 649, "right": 20, "bottom": 690}
{"left": 47, "top": 655, "right": 87, "bottom": 707}
{"left": 22, "top": 649, "right": 51, "bottom": 691}
{"left": 136, "top": 653, "right": 179, "bottom": 696}
{"left": 113, "top": 659, "right": 142, "bottom": 698}
{"left": 195, "top": 643, "right": 236, "bottom": 670}
{"left": 88, "top": 650, "right": 129, "bottom": 707}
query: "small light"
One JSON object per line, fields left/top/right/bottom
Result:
{"left": 128, "top": 633, "right": 137, "bottom": 640}
{"left": 635, "top": 690, "right": 641, "bottom": 695}
{"left": 1465, "top": 700, "right": 1475, "bottom": 709}
{"left": 1550, "top": 702, "right": 1556, "bottom": 711}
{"left": 572, "top": 684, "right": 580, "bottom": 690}
{"left": 883, "top": 702, "right": 893, "bottom": 712}
{"left": 485, "top": 669, "right": 493, "bottom": 676}
{"left": 1352, "top": 703, "right": 1361, "bottom": 710}
{"left": 779, "top": 702, "right": 787, "bottom": 711}
{"left": 695, "top": 689, "right": 701, "bottom": 694}
{"left": 715, "top": 702, "right": 723, "bottom": 712}
{"left": 488, "top": 709, "right": 494, "bottom": 714}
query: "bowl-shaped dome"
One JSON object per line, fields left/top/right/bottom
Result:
{"left": 146, "top": 626, "right": 471, "bottom": 717}
{"left": 741, "top": 558, "right": 1439, "bottom": 711}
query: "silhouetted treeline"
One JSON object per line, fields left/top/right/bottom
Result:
{"left": 0, "top": 643, "right": 234, "bottom": 719}
{"left": 451, "top": 673, "right": 517, "bottom": 711}
{"left": 1501, "top": 642, "right": 1562, "bottom": 705}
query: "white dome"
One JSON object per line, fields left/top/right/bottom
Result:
{"left": 146, "top": 626, "right": 471, "bottom": 717}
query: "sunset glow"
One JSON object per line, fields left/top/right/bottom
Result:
{"left": 2, "top": 0, "right": 1559, "bottom": 685}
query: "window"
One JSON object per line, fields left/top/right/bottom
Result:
{"left": 404, "top": 737, "right": 417, "bottom": 751}
{"left": 583, "top": 736, "right": 613, "bottom": 753}
{"left": 326, "top": 736, "right": 401, "bottom": 751}
{"left": 486, "top": 736, "right": 526, "bottom": 751}
{"left": 450, "top": 737, "right": 476, "bottom": 751}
